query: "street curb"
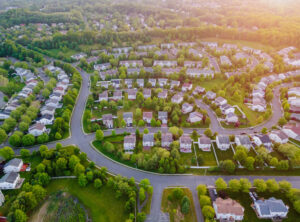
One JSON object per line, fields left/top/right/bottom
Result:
{"left": 89, "top": 141, "right": 193, "bottom": 176}
{"left": 81, "top": 74, "right": 91, "bottom": 136}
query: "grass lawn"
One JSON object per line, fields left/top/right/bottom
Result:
{"left": 199, "top": 78, "right": 224, "bottom": 91}
{"left": 180, "top": 152, "right": 197, "bottom": 166}
{"left": 45, "top": 179, "right": 129, "bottom": 222}
{"left": 142, "top": 193, "right": 153, "bottom": 215}
{"left": 194, "top": 144, "right": 217, "bottom": 166}
{"left": 161, "top": 187, "right": 197, "bottom": 222}
{"left": 213, "top": 143, "right": 235, "bottom": 162}
{"left": 45, "top": 48, "right": 78, "bottom": 59}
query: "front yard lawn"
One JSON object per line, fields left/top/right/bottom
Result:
{"left": 194, "top": 144, "right": 217, "bottom": 166}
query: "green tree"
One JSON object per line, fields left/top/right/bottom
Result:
{"left": 278, "top": 180, "right": 291, "bottom": 192}
{"left": 86, "top": 171, "right": 94, "bottom": 181}
{"left": 0, "top": 128, "right": 7, "bottom": 144}
{"left": 78, "top": 174, "right": 88, "bottom": 187}
{"left": 9, "top": 134, "right": 22, "bottom": 147}
{"left": 245, "top": 156, "right": 255, "bottom": 171}
{"left": 13, "top": 209, "right": 27, "bottom": 222}
{"left": 95, "top": 129, "right": 104, "bottom": 141}
{"left": 202, "top": 206, "right": 215, "bottom": 219}
{"left": 94, "top": 178, "right": 103, "bottom": 189}
{"left": 240, "top": 178, "right": 252, "bottom": 193}
{"left": 197, "top": 184, "right": 207, "bottom": 196}
{"left": 181, "top": 196, "right": 190, "bottom": 214}
{"left": 199, "top": 195, "right": 211, "bottom": 208}
{"left": 253, "top": 179, "right": 267, "bottom": 193}
{"left": 74, "top": 163, "right": 85, "bottom": 176}
{"left": 172, "top": 188, "right": 184, "bottom": 201}
{"left": 69, "top": 155, "right": 80, "bottom": 170}
{"left": 0, "top": 146, "right": 14, "bottom": 160}
{"left": 139, "top": 187, "right": 146, "bottom": 202}
{"left": 220, "top": 159, "right": 236, "bottom": 173}
{"left": 266, "top": 179, "right": 279, "bottom": 193}
{"left": 228, "top": 179, "right": 241, "bottom": 192}
{"left": 22, "top": 134, "right": 35, "bottom": 146}
{"left": 20, "top": 149, "right": 30, "bottom": 159}
{"left": 215, "top": 178, "right": 227, "bottom": 191}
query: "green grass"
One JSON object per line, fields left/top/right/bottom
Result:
{"left": 45, "top": 48, "right": 78, "bottom": 58}
{"left": 194, "top": 144, "right": 217, "bottom": 166}
{"left": 214, "top": 143, "right": 235, "bottom": 162}
{"left": 103, "top": 135, "right": 125, "bottom": 143}
{"left": 180, "top": 152, "right": 197, "bottom": 166}
{"left": 199, "top": 78, "right": 224, "bottom": 91}
{"left": 141, "top": 193, "right": 152, "bottom": 215}
{"left": 45, "top": 179, "right": 129, "bottom": 222}
{"left": 161, "top": 188, "right": 197, "bottom": 222}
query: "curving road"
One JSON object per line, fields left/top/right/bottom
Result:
{"left": 4, "top": 63, "right": 300, "bottom": 222}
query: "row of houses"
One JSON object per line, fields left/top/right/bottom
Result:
{"left": 0, "top": 158, "right": 24, "bottom": 190}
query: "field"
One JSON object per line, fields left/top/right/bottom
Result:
{"left": 41, "top": 179, "right": 129, "bottom": 222}
{"left": 161, "top": 187, "right": 197, "bottom": 222}
{"left": 45, "top": 48, "right": 78, "bottom": 58}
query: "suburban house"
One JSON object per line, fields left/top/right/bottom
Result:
{"left": 213, "top": 198, "right": 244, "bottom": 221}
{"left": 123, "top": 112, "right": 133, "bottom": 127}
{"left": 162, "top": 68, "right": 181, "bottom": 76}
{"left": 220, "top": 55, "right": 232, "bottom": 66}
{"left": 206, "top": 91, "right": 217, "bottom": 100}
{"left": 216, "top": 135, "right": 231, "bottom": 150}
{"left": 124, "top": 79, "right": 133, "bottom": 88}
{"left": 112, "top": 47, "right": 132, "bottom": 53}
{"left": 41, "top": 106, "right": 56, "bottom": 116}
{"left": 235, "top": 135, "right": 252, "bottom": 150}
{"left": 111, "top": 79, "right": 121, "bottom": 88}
{"left": 161, "top": 133, "right": 173, "bottom": 148}
{"left": 50, "top": 92, "right": 63, "bottom": 101}
{"left": 182, "top": 83, "right": 193, "bottom": 92}
{"left": 113, "top": 90, "right": 122, "bottom": 100}
{"left": 252, "top": 89, "right": 265, "bottom": 99}
{"left": 143, "top": 133, "right": 154, "bottom": 149}
{"left": 253, "top": 134, "right": 272, "bottom": 149}
{"left": 226, "top": 112, "right": 239, "bottom": 124}
{"left": 161, "top": 43, "right": 175, "bottom": 49}
{"left": 253, "top": 197, "right": 289, "bottom": 219}
{"left": 178, "top": 42, "right": 196, "bottom": 48}
{"left": 171, "top": 93, "right": 184, "bottom": 104}
{"left": 99, "top": 69, "right": 118, "bottom": 80}
{"left": 137, "top": 79, "right": 144, "bottom": 88}
{"left": 188, "top": 112, "right": 203, "bottom": 123}
{"left": 158, "top": 111, "right": 168, "bottom": 125}
{"left": 269, "top": 130, "right": 289, "bottom": 144}
{"left": 28, "top": 123, "right": 47, "bottom": 136}
{"left": 220, "top": 104, "right": 235, "bottom": 115}
{"left": 251, "top": 101, "right": 266, "bottom": 112}
{"left": 180, "top": 134, "right": 192, "bottom": 153}
{"left": 193, "top": 86, "right": 205, "bottom": 95}
{"left": 198, "top": 136, "right": 211, "bottom": 151}
{"left": 45, "top": 98, "right": 60, "bottom": 108}
{"left": 70, "top": 52, "right": 87, "bottom": 60}
{"left": 143, "top": 88, "right": 152, "bottom": 99}
{"left": 4, "top": 158, "right": 23, "bottom": 174}
{"left": 99, "top": 81, "right": 110, "bottom": 89}
{"left": 202, "top": 41, "right": 218, "bottom": 48}
{"left": 182, "top": 103, "right": 194, "bottom": 114}
{"left": 143, "top": 112, "right": 153, "bottom": 124}
{"left": 94, "top": 63, "right": 111, "bottom": 71}
{"left": 214, "top": 97, "right": 227, "bottom": 106}
{"left": 186, "top": 68, "right": 214, "bottom": 78}
{"left": 127, "top": 89, "right": 137, "bottom": 100}
{"left": 0, "top": 172, "right": 23, "bottom": 190}
{"left": 148, "top": 79, "right": 157, "bottom": 87}
{"left": 291, "top": 113, "right": 300, "bottom": 121}
{"left": 153, "top": 60, "right": 177, "bottom": 67}
{"left": 184, "top": 61, "right": 202, "bottom": 68}
{"left": 170, "top": 80, "right": 180, "bottom": 89}
{"left": 124, "top": 134, "right": 136, "bottom": 153}
{"left": 137, "top": 44, "right": 157, "bottom": 51}
{"left": 119, "top": 60, "right": 143, "bottom": 68}
{"left": 102, "top": 114, "right": 113, "bottom": 129}
{"left": 99, "top": 91, "right": 108, "bottom": 101}
{"left": 38, "top": 114, "right": 54, "bottom": 125}
{"left": 288, "top": 87, "right": 300, "bottom": 97}
{"left": 158, "top": 90, "right": 168, "bottom": 99}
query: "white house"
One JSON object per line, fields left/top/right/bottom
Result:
{"left": 282, "top": 125, "right": 300, "bottom": 140}
{"left": 226, "top": 112, "right": 239, "bottom": 124}
{"left": 182, "top": 83, "right": 193, "bottom": 92}
{"left": 206, "top": 91, "right": 216, "bottom": 100}
{"left": 235, "top": 135, "right": 252, "bottom": 150}
{"left": 252, "top": 134, "right": 272, "bottom": 148}
{"left": 180, "top": 135, "right": 192, "bottom": 153}
{"left": 182, "top": 103, "right": 194, "bottom": 114}
{"left": 269, "top": 130, "right": 289, "bottom": 144}
{"left": 123, "top": 112, "right": 133, "bottom": 127}
{"left": 171, "top": 93, "right": 184, "bottom": 104}
{"left": 143, "top": 133, "right": 154, "bottom": 148}
{"left": 213, "top": 198, "right": 244, "bottom": 221}
{"left": 28, "top": 123, "right": 47, "bottom": 137}
{"left": 124, "top": 134, "right": 136, "bottom": 153}
{"left": 38, "top": 114, "right": 54, "bottom": 125}
{"left": 216, "top": 135, "right": 230, "bottom": 150}
{"left": 4, "top": 158, "right": 23, "bottom": 174}
{"left": 198, "top": 136, "right": 211, "bottom": 151}
{"left": 188, "top": 112, "right": 203, "bottom": 123}
{"left": 161, "top": 133, "right": 173, "bottom": 148}
{"left": 214, "top": 97, "right": 227, "bottom": 106}
{"left": 254, "top": 197, "right": 288, "bottom": 219}
{"left": 0, "top": 172, "right": 22, "bottom": 190}
{"left": 102, "top": 114, "right": 113, "bottom": 129}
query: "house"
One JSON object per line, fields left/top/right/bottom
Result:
{"left": 113, "top": 90, "right": 122, "bottom": 100}
{"left": 124, "top": 79, "right": 133, "bottom": 88}
{"left": 186, "top": 68, "right": 214, "bottom": 78}
{"left": 253, "top": 197, "right": 289, "bottom": 219}
{"left": 251, "top": 101, "right": 266, "bottom": 112}
{"left": 99, "top": 69, "right": 118, "bottom": 80}
{"left": 220, "top": 56, "right": 232, "bottom": 66}
{"left": 158, "top": 78, "right": 168, "bottom": 87}
{"left": 288, "top": 87, "right": 300, "bottom": 97}
{"left": 148, "top": 79, "right": 157, "bottom": 87}
{"left": 153, "top": 60, "right": 177, "bottom": 67}
{"left": 143, "top": 112, "right": 153, "bottom": 124}
{"left": 143, "top": 133, "right": 154, "bottom": 149}
{"left": 158, "top": 90, "right": 168, "bottom": 99}
{"left": 41, "top": 106, "right": 56, "bottom": 116}
{"left": 290, "top": 105, "right": 300, "bottom": 113}
{"left": 0, "top": 172, "right": 22, "bottom": 190}
{"left": 143, "top": 89, "right": 151, "bottom": 99}
{"left": 99, "top": 91, "right": 108, "bottom": 101}
{"left": 188, "top": 112, "right": 203, "bottom": 123}
{"left": 182, "top": 103, "right": 193, "bottom": 114}
{"left": 123, "top": 112, "right": 133, "bottom": 127}
{"left": 193, "top": 86, "right": 205, "bottom": 95}
{"left": 161, "top": 133, "right": 173, "bottom": 148}
{"left": 223, "top": 43, "right": 238, "bottom": 50}
{"left": 119, "top": 60, "right": 143, "bottom": 68}
{"left": 158, "top": 111, "right": 168, "bottom": 125}
{"left": 269, "top": 130, "right": 289, "bottom": 144}
{"left": 45, "top": 98, "right": 60, "bottom": 108}
{"left": 202, "top": 41, "right": 218, "bottom": 48}
{"left": 137, "top": 79, "right": 144, "bottom": 88}
{"left": 94, "top": 63, "right": 111, "bottom": 71}
{"left": 171, "top": 93, "right": 184, "bottom": 104}
{"left": 182, "top": 83, "right": 192, "bottom": 92}
{"left": 38, "top": 114, "right": 54, "bottom": 125}
{"left": 124, "top": 134, "right": 136, "bottom": 153}
{"left": 252, "top": 89, "right": 265, "bottom": 99}
{"left": 188, "top": 48, "right": 203, "bottom": 58}
{"left": 170, "top": 80, "right": 180, "bottom": 89}
{"left": 4, "top": 158, "right": 23, "bottom": 174}
{"left": 28, "top": 123, "right": 47, "bottom": 136}
{"left": 226, "top": 112, "right": 239, "bottom": 124}
{"left": 99, "top": 81, "right": 110, "bottom": 89}
{"left": 102, "top": 114, "right": 113, "bottom": 129}
{"left": 206, "top": 91, "right": 216, "bottom": 100}
{"left": 161, "top": 43, "right": 175, "bottom": 49}
{"left": 178, "top": 42, "right": 196, "bottom": 48}
{"left": 137, "top": 44, "right": 157, "bottom": 51}
{"left": 127, "top": 68, "right": 140, "bottom": 75}
{"left": 288, "top": 97, "right": 300, "bottom": 107}
{"left": 235, "top": 135, "right": 252, "bottom": 150}
{"left": 253, "top": 134, "right": 272, "bottom": 148}
{"left": 291, "top": 113, "right": 300, "bottom": 121}
{"left": 220, "top": 104, "right": 235, "bottom": 115}
{"left": 216, "top": 135, "right": 230, "bottom": 150}
{"left": 111, "top": 79, "right": 121, "bottom": 88}
{"left": 127, "top": 89, "right": 137, "bottom": 100}
{"left": 198, "top": 136, "right": 211, "bottom": 151}
{"left": 214, "top": 97, "right": 227, "bottom": 106}
{"left": 184, "top": 61, "right": 202, "bottom": 68}
{"left": 213, "top": 198, "right": 244, "bottom": 221}
{"left": 70, "top": 53, "right": 87, "bottom": 60}
{"left": 180, "top": 135, "right": 192, "bottom": 153}
{"left": 112, "top": 47, "right": 132, "bottom": 53}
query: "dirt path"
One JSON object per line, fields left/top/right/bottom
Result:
{"left": 29, "top": 200, "right": 49, "bottom": 222}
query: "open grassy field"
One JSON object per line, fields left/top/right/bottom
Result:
{"left": 161, "top": 187, "right": 197, "bottom": 222}
{"left": 45, "top": 48, "right": 78, "bottom": 58}
{"left": 44, "top": 179, "right": 129, "bottom": 222}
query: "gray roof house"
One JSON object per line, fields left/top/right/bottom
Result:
{"left": 161, "top": 133, "right": 173, "bottom": 149}
{"left": 123, "top": 112, "right": 133, "bottom": 127}
{"left": 216, "top": 135, "right": 230, "bottom": 150}
{"left": 253, "top": 197, "right": 289, "bottom": 219}
{"left": 143, "top": 133, "right": 154, "bottom": 149}
{"left": 235, "top": 135, "right": 252, "bottom": 150}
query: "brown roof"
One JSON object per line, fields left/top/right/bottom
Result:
{"left": 214, "top": 198, "right": 244, "bottom": 216}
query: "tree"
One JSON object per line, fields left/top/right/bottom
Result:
{"left": 22, "top": 134, "right": 35, "bottom": 146}
{"left": 181, "top": 196, "right": 190, "bottom": 214}
{"left": 220, "top": 160, "right": 236, "bottom": 173}
{"left": 74, "top": 163, "right": 85, "bottom": 176}
{"left": 202, "top": 205, "right": 215, "bottom": 219}
{"left": 0, "top": 146, "right": 14, "bottom": 160}
{"left": 261, "top": 127, "right": 268, "bottom": 134}
{"left": 20, "top": 149, "right": 30, "bottom": 159}
{"left": 240, "top": 178, "right": 252, "bottom": 193}
{"left": 278, "top": 117, "right": 287, "bottom": 127}
{"left": 36, "top": 163, "right": 45, "bottom": 173}
{"left": 197, "top": 184, "right": 207, "bottom": 196}
{"left": 37, "top": 133, "right": 49, "bottom": 144}
{"left": 279, "top": 180, "right": 292, "bottom": 192}
{"left": 204, "top": 128, "right": 212, "bottom": 138}
{"left": 234, "top": 148, "right": 247, "bottom": 163}
{"left": 137, "top": 212, "right": 146, "bottom": 222}
{"left": 266, "top": 179, "right": 279, "bottom": 193}
{"left": 94, "top": 178, "right": 103, "bottom": 189}
{"left": 139, "top": 187, "right": 146, "bottom": 202}
{"left": 9, "top": 134, "right": 22, "bottom": 147}
{"left": 95, "top": 129, "right": 104, "bottom": 141}
{"left": 143, "top": 128, "right": 149, "bottom": 134}
{"left": 199, "top": 195, "right": 211, "bottom": 208}
{"left": 172, "top": 188, "right": 184, "bottom": 201}
{"left": 13, "top": 209, "right": 27, "bottom": 222}
{"left": 245, "top": 157, "right": 255, "bottom": 171}
{"left": 79, "top": 152, "right": 87, "bottom": 161}
{"left": 56, "top": 157, "right": 67, "bottom": 171}
{"left": 229, "top": 179, "right": 241, "bottom": 192}
{"left": 253, "top": 179, "right": 267, "bottom": 192}
{"left": 78, "top": 174, "right": 88, "bottom": 187}
{"left": 86, "top": 171, "right": 94, "bottom": 181}
{"left": 0, "top": 129, "right": 7, "bottom": 144}
{"left": 69, "top": 155, "right": 80, "bottom": 170}
{"left": 215, "top": 178, "right": 227, "bottom": 191}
